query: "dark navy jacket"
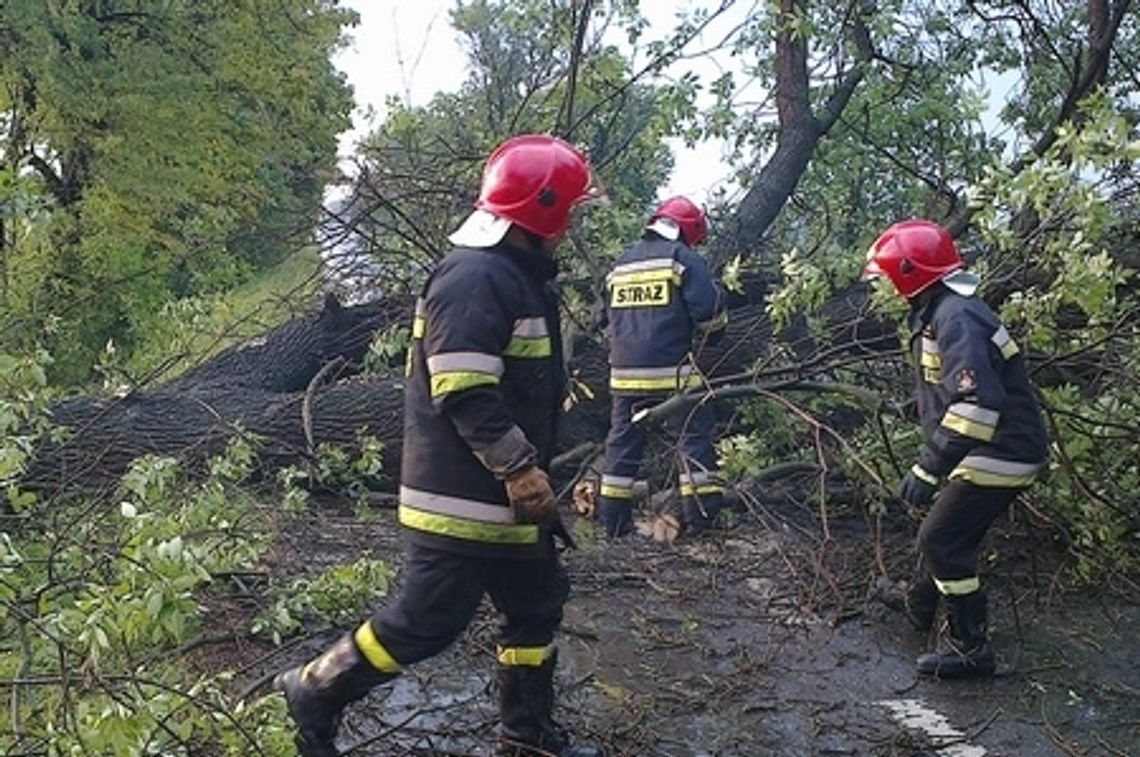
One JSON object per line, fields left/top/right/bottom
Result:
{"left": 399, "top": 242, "right": 564, "bottom": 558}
{"left": 605, "top": 234, "right": 727, "bottom": 395}
{"left": 908, "top": 284, "right": 1048, "bottom": 487}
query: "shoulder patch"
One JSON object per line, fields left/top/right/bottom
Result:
{"left": 955, "top": 368, "right": 977, "bottom": 393}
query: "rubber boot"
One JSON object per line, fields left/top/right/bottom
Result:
{"left": 916, "top": 590, "right": 995, "bottom": 679}
{"left": 877, "top": 572, "right": 939, "bottom": 631}
{"left": 498, "top": 648, "right": 603, "bottom": 756}
{"left": 273, "top": 635, "right": 395, "bottom": 757}
{"left": 596, "top": 496, "right": 633, "bottom": 538}
{"left": 681, "top": 494, "right": 723, "bottom": 536}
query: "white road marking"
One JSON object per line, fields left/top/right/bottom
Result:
{"left": 878, "top": 698, "right": 988, "bottom": 756}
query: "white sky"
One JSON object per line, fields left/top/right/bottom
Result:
{"left": 330, "top": 0, "right": 742, "bottom": 206}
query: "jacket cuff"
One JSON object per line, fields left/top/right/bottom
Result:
{"left": 910, "top": 463, "right": 941, "bottom": 486}
{"left": 472, "top": 425, "right": 538, "bottom": 479}
{"left": 917, "top": 444, "right": 955, "bottom": 479}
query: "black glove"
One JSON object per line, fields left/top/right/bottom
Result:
{"left": 597, "top": 498, "right": 633, "bottom": 538}
{"left": 899, "top": 465, "right": 939, "bottom": 506}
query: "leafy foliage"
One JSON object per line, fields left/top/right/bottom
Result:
{"left": 0, "top": 0, "right": 353, "bottom": 383}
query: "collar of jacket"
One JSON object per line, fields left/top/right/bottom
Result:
{"left": 496, "top": 240, "right": 560, "bottom": 282}
{"left": 907, "top": 282, "right": 951, "bottom": 337}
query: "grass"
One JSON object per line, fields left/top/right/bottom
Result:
{"left": 125, "top": 246, "right": 326, "bottom": 383}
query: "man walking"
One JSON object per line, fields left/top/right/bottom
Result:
{"left": 596, "top": 196, "right": 728, "bottom": 538}
{"left": 274, "top": 134, "right": 604, "bottom": 756}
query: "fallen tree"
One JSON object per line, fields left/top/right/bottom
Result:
{"left": 22, "top": 282, "right": 899, "bottom": 496}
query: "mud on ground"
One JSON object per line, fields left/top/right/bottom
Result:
{"left": 224, "top": 494, "right": 1139, "bottom": 757}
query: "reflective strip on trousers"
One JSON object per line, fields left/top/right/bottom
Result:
{"left": 354, "top": 621, "right": 402, "bottom": 673}
{"left": 600, "top": 473, "right": 635, "bottom": 499}
{"left": 497, "top": 644, "right": 552, "bottom": 667}
{"left": 679, "top": 470, "right": 723, "bottom": 497}
{"left": 933, "top": 576, "right": 981, "bottom": 596}
{"left": 949, "top": 456, "right": 1042, "bottom": 487}
{"left": 610, "top": 365, "right": 702, "bottom": 392}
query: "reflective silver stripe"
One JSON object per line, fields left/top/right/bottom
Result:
{"left": 426, "top": 351, "right": 504, "bottom": 377}
{"left": 921, "top": 337, "right": 939, "bottom": 355}
{"left": 991, "top": 325, "right": 1020, "bottom": 358}
{"left": 512, "top": 317, "right": 548, "bottom": 338}
{"left": 910, "top": 464, "right": 940, "bottom": 486}
{"left": 678, "top": 471, "right": 719, "bottom": 487}
{"left": 601, "top": 474, "right": 635, "bottom": 489}
{"left": 608, "top": 258, "right": 685, "bottom": 277}
{"left": 949, "top": 456, "right": 1042, "bottom": 486}
{"left": 955, "top": 456, "right": 1040, "bottom": 476}
{"left": 412, "top": 298, "right": 427, "bottom": 338}
{"left": 611, "top": 365, "right": 695, "bottom": 381}
{"left": 600, "top": 473, "right": 635, "bottom": 499}
{"left": 399, "top": 485, "right": 513, "bottom": 524}
{"left": 934, "top": 576, "right": 980, "bottom": 595}
{"left": 945, "top": 402, "right": 1000, "bottom": 426}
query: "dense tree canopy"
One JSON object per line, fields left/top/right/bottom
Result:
{"left": 0, "top": 0, "right": 354, "bottom": 381}
{"left": 0, "top": 1, "right": 1137, "bottom": 754}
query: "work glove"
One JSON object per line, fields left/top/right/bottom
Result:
{"left": 899, "top": 464, "right": 939, "bottom": 507}
{"left": 505, "top": 465, "right": 558, "bottom": 525}
{"left": 597, "top": 498, "right": 633, "bottom": 538}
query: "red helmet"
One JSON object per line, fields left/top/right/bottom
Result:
{"left": 648, "top": 195, "right": 708, "bottom": 246}
{"left": 863, "top": 219, "right": 963, "bottom": 299}
{"left": 475, "top": 134, "right": 599, "bottom": 240}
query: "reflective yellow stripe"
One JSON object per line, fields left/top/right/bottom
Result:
{"left": 933, "top": 576, "right": 980, "bottom": 596}
{"left": 430, "top": 372, "right": 500, "bottom": 396}
{"left": 991, "top": 326, "right": 1020, "bottom": 359}
{"left": 680, "top": 484, "right": 724, "bottom": 497}
{"left": 910, "top": 464, "right": 940, "bottom": 486}
{"left": 599, "top": 484, "right": 635, "bottom": 499}
{"left": 949, "top": 456, "right": 1041, "bottom": 487}
{"left": 609, "top": 373, "right": 703, "bottom": 391}
{"left": 354, "top": 622, "right": 402, "bottom": 673}
{"left": 398, "top": 504, "right": 538, "bottom": 544}
{"left": 412, "top": 315, "right": 425, "bottom": 339}
{"left": 920, "top": 351, "right": 941, "bottom": 368}
{"left": 941, "top": 413, "right": 997, "bottom": 441}
{"left": 503, "top": 336, "right": 552, "bottom": 358}
{"left": 922, "top": 367, "right": 941, "bottom": 384}
{"left": 497, "top": 645, "right": 551, "bottom": 667}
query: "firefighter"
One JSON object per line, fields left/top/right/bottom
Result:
{"left": 864, "top": 218, "right": 1048, "bottom": 679}
{"left": 596, "top": 196, "right": 729, "bottom": 538}
{"left": 274, "top": 135, "right": 604, "bottom": 757}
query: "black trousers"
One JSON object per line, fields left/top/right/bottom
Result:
{"left": 917, "top": 481, "right": 1022, "bottom": 585}
{"left": 602, "top": 393, "right": 719, "bottom": 479}
{"left": 368, "top": 543, "right": 570, "bottom": 665}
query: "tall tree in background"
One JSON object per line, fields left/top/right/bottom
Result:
{"left": 0, "top": 0, "right": 354, "bottom": 382}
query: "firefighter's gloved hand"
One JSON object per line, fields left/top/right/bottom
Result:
{"left": 597, "top": 498, "right": 633, "bottom": 538}
{"left": 899, "top": 465, "right": 939, "bottom": 506}
{"left": 505, "top": 465, "right": 558, "bottom": 524}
